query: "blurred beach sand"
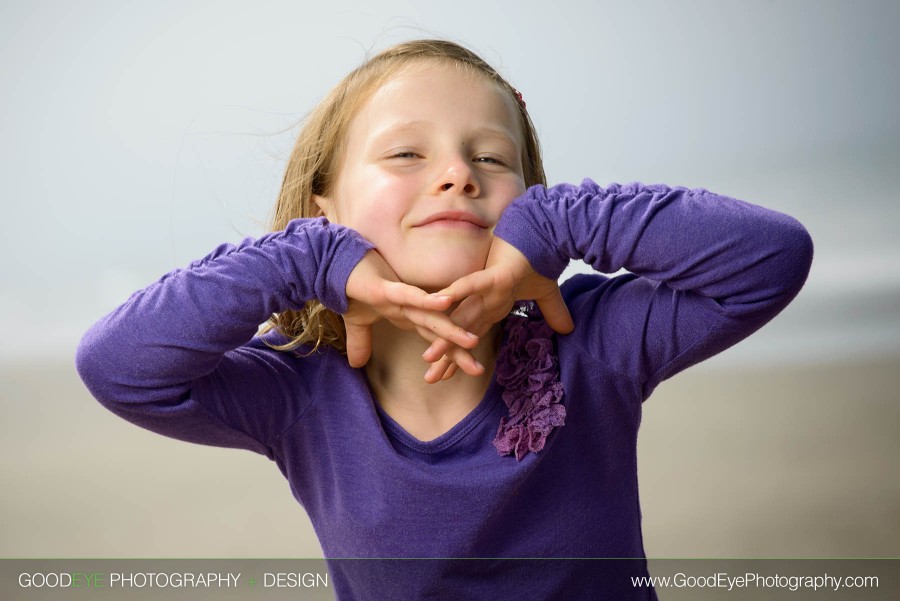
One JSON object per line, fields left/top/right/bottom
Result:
{"left": 2, "top": 355, "right": 899, "bottom": 559}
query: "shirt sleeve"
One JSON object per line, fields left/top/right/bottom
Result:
{"left": 75, "top": 217, "right": 374, "bottom": 458}
{"left": 493, "top": 179, "right": 814, "bottom": 398}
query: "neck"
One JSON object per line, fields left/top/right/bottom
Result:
{"left": 364, "top": 320, "right": 501, "bottom": 441}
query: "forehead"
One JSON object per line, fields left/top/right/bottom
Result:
{"left": 347, "top": 61, "right": 524, "bottom": 147}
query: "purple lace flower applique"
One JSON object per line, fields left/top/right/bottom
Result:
{"left": 493, "top": 307, "right": 566, "bottom": 460}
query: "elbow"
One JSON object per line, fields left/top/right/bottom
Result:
{"left": 75, "top": 322, "right": 123, "bottom": 407}
{"left": 76, "top": 319, "right": 190, "bottom": 410}
{"left": 746, "top": 214, "right": 814, "bottom": 318}
{"left": 74, "top": 325, "right": 107, "bottom": 403}
{"left": 780, "top": 216, "right": 815, "bottom": 300}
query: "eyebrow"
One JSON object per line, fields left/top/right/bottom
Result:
{"left": 369, "top": 120, "right": 521, "bottom": 147}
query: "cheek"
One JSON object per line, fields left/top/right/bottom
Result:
{"left": 496, "top": 180, "right": 527, "bottom": 214}
{"left": 336, "top": 169, "right": 414, "bottom": 241}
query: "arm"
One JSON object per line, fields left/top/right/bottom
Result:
{"left": 494, "top": 179, "right": 814, "bottom": 397}
{"left": 75, "top": 217, "right": 373, "bottom": 457}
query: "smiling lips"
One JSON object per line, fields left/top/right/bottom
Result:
{"left": 416, "top": 211, "right": 489, "bottom": 231}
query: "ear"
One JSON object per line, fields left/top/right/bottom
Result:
{"left": 312, "top": 194, "right": 334, "bottom": 221}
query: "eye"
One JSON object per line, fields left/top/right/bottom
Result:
{"left": 390, "top": 151, "right": 420, "bottom": 159}
{"left": 474, "top": 155, "right": 506, "bottom": 166}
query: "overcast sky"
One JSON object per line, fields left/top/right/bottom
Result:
{"left": 2, "top": 0, "right": 898, "bottom": 365}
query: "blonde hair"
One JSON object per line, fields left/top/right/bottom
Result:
{"left": 260, "top": 39, "right": 546, "bottom": 355}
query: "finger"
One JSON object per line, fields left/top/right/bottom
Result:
{"left": 444, "top": 341, "right": 485, "bottom": 377}
{"left": 535, "top": 286, "right": 575, "bottom": 334}
{"left": 415, "top": 328, "right": 483, "bottom": 379}
{"left": 422, "top": 336, "right": 453, "bottom": 363}
{"left": 441, "top": 363, "right": 459, "bottom": 381}
{"left": 424, "top": 355, "right": 455, "bottom": 384}
{"left": 424, "top": 349, "right": 482, "bottom": 383}
{"left": 421, "top": 297, "right": 483, "bottom": 361}
{"left": 422, "top": 337, "right": 484, "bottom": 380}
{"left": 343, "top": 321, "right": 373, "bottom": 368}
{"left": 431, "top": 270, "right": 495, "bottom": 302}
{"left": 403, "top": 306, "right": 480, "bottom": 349}
{"left": 383, "top": 281, "right": 454, "bottom": 311}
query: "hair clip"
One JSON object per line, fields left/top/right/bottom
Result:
{"left": 513, "top": 89, "right": 526, "bottom": 110}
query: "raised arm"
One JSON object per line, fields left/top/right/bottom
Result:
{"left": 75, "top": 217, "right": 374, "bottom": 457}
{"left": 494, "top": 179, "right": 814, "bottom": 396}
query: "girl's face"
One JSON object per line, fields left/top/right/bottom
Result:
{"left": 315, "top": 61, "right": 527, "bottom": 292}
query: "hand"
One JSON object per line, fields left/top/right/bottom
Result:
{"left": 343, "top": 250, "right": 482, "bottom": 371}
{"left": 421, "top": 237, "right": 575, "bottom": 382}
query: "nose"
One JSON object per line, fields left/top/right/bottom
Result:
{"left": 436, "top": 155, "right": 480, "bottom": 198}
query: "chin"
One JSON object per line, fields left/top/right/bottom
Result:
{"left": 411, "top": 275, "right": 469, "bottom": 294}
{"left": 404, "top": 264, "right": 482, "bottom": 293}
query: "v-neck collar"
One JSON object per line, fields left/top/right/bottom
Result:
{"left": 361, "top": 367, "right": 502, "bottom": 456}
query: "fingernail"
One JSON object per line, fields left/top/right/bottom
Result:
{"left": 433, "top": 295, "right": 452, "bottom": 301}
{"left": 466, "top": 332, "right": 479, "bottom": 340}
{"left": 474, "top": 361, "right": 484, "bottom": 371}
{"left": 422, "top": 346, "right": 434, "bottom": 359}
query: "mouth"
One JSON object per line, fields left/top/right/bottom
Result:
{"left": 415, "top": 211, "right": 489, "bottom": 230}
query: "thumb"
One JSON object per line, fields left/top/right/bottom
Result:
{"left": 535, "top": 286, "right": 575, "bottom": 335}
{"left": 344, "top": 320, "right": 373, "bottom": 368}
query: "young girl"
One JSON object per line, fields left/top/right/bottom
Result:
{"left": 76, "top": 40, "right": 813, "bottom": 599}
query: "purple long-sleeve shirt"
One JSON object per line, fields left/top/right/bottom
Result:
{"left": 76, "top": 180, "right": 813, "bottom": 600}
